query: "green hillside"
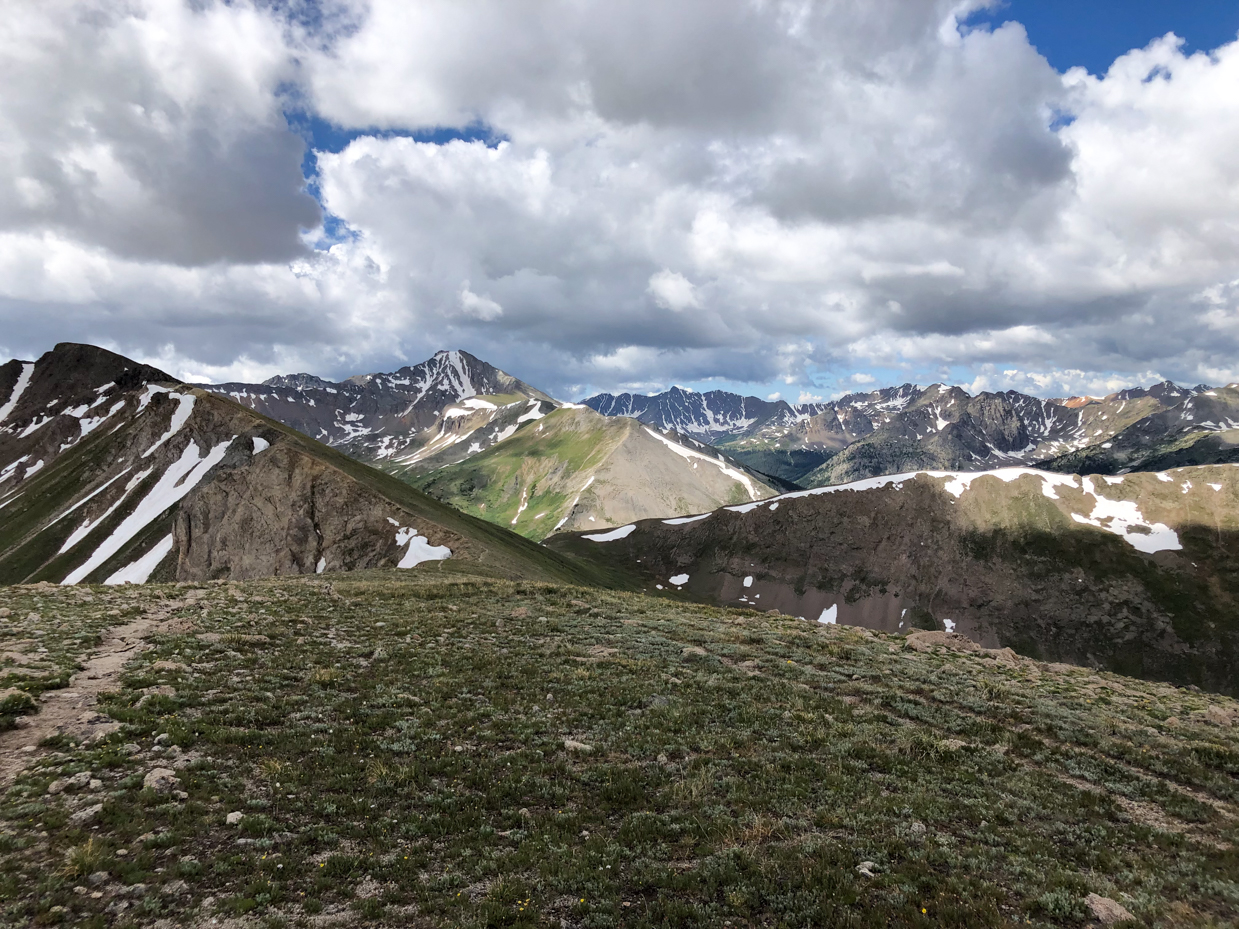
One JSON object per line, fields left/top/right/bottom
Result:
{"left": 0, "top": 572, "right": 1235, "bottom": 927}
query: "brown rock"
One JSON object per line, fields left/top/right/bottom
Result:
{"left": 1085, "top": 893, "right": 1134, "bottom": 925}
{"left": 143, "top": 768, "right": 180, "bottom": 794}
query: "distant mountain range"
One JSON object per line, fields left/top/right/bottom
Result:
{"left": 584, "top": 381, "right": 1239, "bottom": 484}
{"left": 202, "top": 353, "right": 787, "bottom": 539}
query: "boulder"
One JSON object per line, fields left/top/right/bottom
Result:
{"left": 1085, "top": 893, "right": 1134, "bottom": 926}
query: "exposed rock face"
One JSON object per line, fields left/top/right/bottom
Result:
{"left": 173, "top": 443, "right": 461, "bottom": 580}
{"left": 0, "top": 343, "right": 600, "bottom": 587}
{"left": 549, "top": 466, "right": 1239, "bottom": 694}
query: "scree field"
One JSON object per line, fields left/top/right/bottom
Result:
{"left": 0, "top": 568, "right": 1235, "bottom": 928}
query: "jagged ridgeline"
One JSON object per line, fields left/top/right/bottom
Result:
{"left": 0, "top": 344, "right": 616, "bottom": 586}
{"left": 584, "top": 381, "right": 1239, "bottom": 485}
{"left": 548, "top": 466, "right": 1239, "bottom": 694}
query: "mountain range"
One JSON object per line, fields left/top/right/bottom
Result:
{"left": 583, "top": 380, "right": 1239, "bottom": 484}
{"left": 0, "top": 344, "right": 608, "bottom": 586}
{"left": 7, "top": 342, "right": 1239, "bottom": 694}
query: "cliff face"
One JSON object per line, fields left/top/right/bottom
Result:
{"left": 548, "top": 466, "right": 1239, "bottom": 694}
{"left": 0, "top": 344, "right": 600, "bottom": 587}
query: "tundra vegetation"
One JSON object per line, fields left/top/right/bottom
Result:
{"left": 0, "top": 568, "right": 1235, "bottom": 927}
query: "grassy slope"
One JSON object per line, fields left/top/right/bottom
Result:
{"left": 1, "top": 573, "right": 1236, "bottom": 927}
{"left": 414, "top": 409, "right": 628, "bottom": 541}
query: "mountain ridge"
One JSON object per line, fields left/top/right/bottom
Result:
{"left": 0, "top": 343, "right": 612, "bottom": 587}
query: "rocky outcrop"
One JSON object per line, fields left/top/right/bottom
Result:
{"left": 549, "top": 465, "right": 1239, "bottom": 694}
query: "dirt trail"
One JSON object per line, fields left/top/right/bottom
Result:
{"left": 0, "top": 616, "right": 159, "bottom": 787}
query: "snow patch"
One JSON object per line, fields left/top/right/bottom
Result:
{"left": 142, "top": 391, "right": 196, "bottom": 458}
{"left": 818, "top": 605, "right": 837, "bottom": 625}
{"left": 63, "top": 437, "right": 235, "bottom": 584}
{"left": 662, "top": 513, "right": 709, "bottom": 525}
{"left": 743, "top": 576, "right": 753, "bottom": 588}
{"left": 0, "top": 362, "right": 34, "bottom": 424}
{"left": 104, "top": 534, "right": 174, "bottom": 585}
{"left": 1070, "top": 477, "right": 1182, "bottom": 554}
{"left": 394, "top": 525, "right": 452, "bottom": 568}
{"left": 644, "top": 427, "right": 760, "bottom": 500}
{"left": 942, "top": 618, "right": 956, "bottom": 633}
{"left": 316, "top": 557, "right": 326, "bottom": 574}
{"left": 669, "top": 573, "right": 689, "bottom": 586}
{"left": 583, "top": 524, "right": 636, "bottom": 542}
{"left": 59, "top": 469, "right": 152, "bottom": 553}
{"left": 516, "top": 400, "right": 546, "bottom": 423}
{"left": 252, "top": 436, "right": 270, "bottom": 455}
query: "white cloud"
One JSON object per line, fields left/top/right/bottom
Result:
{"left": 458, "top": 281, "right": 503, "bottom": 321}
{"left": 1, "top": 0, "right": 1239, "bottom": 401}
{"left": 647, "top": 270, "right": 701, "bottom": 311}
{"left": 766, "top": 391, "right": 781, "bottom": 401}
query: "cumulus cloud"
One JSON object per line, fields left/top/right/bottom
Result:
{"left": 1, "top": 0, "right": 1239, "bottom": 402}
{"left": 647, "top": 270, "right": 701, "bottom": 311}
{"left": 0, "top": 0, "right": 319, "bottom": 265}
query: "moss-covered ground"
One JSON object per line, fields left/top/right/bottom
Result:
{"left": 0, "top": 571, "right": 1236, "bottom": 927}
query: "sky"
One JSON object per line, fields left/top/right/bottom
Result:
{"left": 2, "top": 1, "right": 1239, "bottom": 403}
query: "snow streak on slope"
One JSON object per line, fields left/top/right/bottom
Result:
{"left": 62, "top": 438, "right": 235, "bottom": 584}
{"left": 643, "top": 428, "right": 759, "bottom": 500}
{"left": 104, "top": 534, "right": 175, "bottom": 585}
{"left": 706, "top": 467, "right": 1181, "bottom": 554}
{"left": 0, "top": 364, "right": 35, "bottom": 424}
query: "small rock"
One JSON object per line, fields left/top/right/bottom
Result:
{"left": 856, "top": 861, "right": 877, "bottom": 878}
{"left": 88, "top": 779, "right": 103, "bottom": 791}
{"left": 87, "top": 871, "right": 109, "bottom": 887}
{"left": 153, "top": 733, "right": 171, "bottom": 746}
{"left": 1085, "top": 893, "right": 1135, "bottom": 926}
{"left": 681, "top": 646, "right": 706, "bottom": 658}
{"left": 69, "top": 804, "right": 104, "bottom": 826}
{"left": 165, "top": 879, "right": 189, "bottom": 896}
{"left": 563, "top": 739, "right": 594, "bottom": 754}
{"left": 151, "top": 660, "right": 189, "bottom": 672}
{"left": 123, "top": 743, "right": 141, "bottom": 755}
{"left": 226, "top": 811, "right": 244, "bottom": 825}
{"left": 909, "top": 822, "right": 926, "bottom": 837}
{"left": 47, "top": 771, "right": 92, "bottom": 795}
{"left": 0, "top": 608, "right": 9, "bottom": 618}
{"left": 656, "top": 753, "right": 669, "bottom": 764}
{"left": 143, "top": 768, "right": 180, "bottom": 793}
{"left": 509, "top": 607, "right": 529, "bottom": 619}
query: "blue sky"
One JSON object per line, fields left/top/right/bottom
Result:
{"left": 968, "top": 1, "right": 1239, "bottom": 76}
